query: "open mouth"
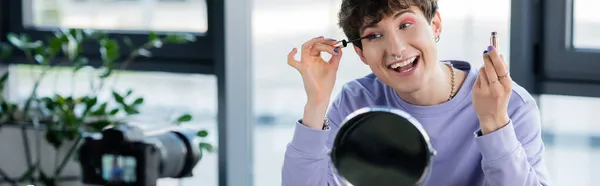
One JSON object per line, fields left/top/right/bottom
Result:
{"left": 387, "top": 56, "right": 419, "bottom": 74}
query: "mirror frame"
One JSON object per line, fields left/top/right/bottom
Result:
{"left": 329, "top": 107, "right": 438, "bottom": 186}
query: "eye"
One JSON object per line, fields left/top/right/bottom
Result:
{"left": 399, "top": 23, "right": 413, "bottom": 29}
{"left": 364, "top": 34, "right": 383, "bottom": 40}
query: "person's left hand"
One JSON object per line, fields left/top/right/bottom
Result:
{"left": 473, "top": 45, "right": 512, "bottom": 135}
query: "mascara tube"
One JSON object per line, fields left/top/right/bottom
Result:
{"left": 490, "top": 32, "right": 499, "bottom": 49}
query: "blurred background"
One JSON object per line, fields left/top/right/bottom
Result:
{"left": 1, "top": 0, "right": 600, "bottom": 185}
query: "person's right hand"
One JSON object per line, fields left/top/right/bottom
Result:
{"left": 288, "top": 36, "right": 343, "bottom": 104}
{"left": 287, "top": 36, "right": 343, "bottom": 129}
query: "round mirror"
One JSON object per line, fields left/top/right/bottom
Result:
{"left": 330, "top": 107, "right": 437, "bottom": 186}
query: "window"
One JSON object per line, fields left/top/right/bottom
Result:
{"left": 572, "top": 0, "right": 600, "bottom": 49}
{"left": 1, "top": 0, "right": 229, "bottom": 185}
{"left": 540, "top": 94, "right": 600, "bottom": 185}
{"left": 27, "top": 0, "right": 208, "bottom": 33}
{"left": 251, "top": 0, "right": 511, "bottom": 185}
{"left": 4, "top": 0, "right": 214, "bottom": 74}
{"left": 10, "top": 64, "right": 219, "bottom": 186}
{"left": 542, "top": 0, "right": 600, "bottom": 92}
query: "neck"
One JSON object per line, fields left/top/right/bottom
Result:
{"left": 395, "top": 62, "right": 454, "bottom": 106}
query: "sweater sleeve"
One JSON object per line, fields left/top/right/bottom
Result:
{"left": 474, "top": 101, "right": 551, "bottom": 186}
{"left": 281, "top": 95, "right": 347, "bottom": 186}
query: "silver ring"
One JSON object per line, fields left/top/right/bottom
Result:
{"left": 394, "top": 54, "right": 403, "bottom": 60}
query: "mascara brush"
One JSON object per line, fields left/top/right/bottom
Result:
{"left": 335, "top": 34, "right": 378, "bottom": 48}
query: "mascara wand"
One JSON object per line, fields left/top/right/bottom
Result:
{"left": 335, "top": 34, "right": 377, "bottom": 48}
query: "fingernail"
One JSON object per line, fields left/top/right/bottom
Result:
{"left": 329, "top": 39, "right": 338, "bottom": 41}
{"left": 487, "top": 46, "right": 493, "bottom": 51}
{"left": 483, "top": 50, "right": 488, "bottom": 54}
{"left": 316, "top": 36, "right": 324, "bottom": 39}
{"left": 334, "top": 49, "right": 339, "bottom": 54}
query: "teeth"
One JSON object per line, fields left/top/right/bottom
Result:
{"left": 390, "top": 57, "right": 417, "bottom": 69}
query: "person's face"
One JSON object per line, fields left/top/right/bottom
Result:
{"left": 354, "top": 6, "right": 442, "bottom": 94}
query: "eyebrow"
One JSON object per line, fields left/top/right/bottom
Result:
{"left": 360, "top": 9, "right": 415, "bottom": 35}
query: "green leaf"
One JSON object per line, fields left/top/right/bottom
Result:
{"left": 74, "top": 57, "right": 89, "bottom": 72}
{"left": 109, "top": 108, "right": 119, "bottom": 115}
{"left": 196, "top": 130, "right": 208, "bottom": 137}
{"left": 7, "top": 33, "right": 43, "bottom": 49}
{"left": 41, "top": 97, "right": 56, "bottom": 111}
{"left": 85, "top": 97, "right": 98, "bottom": 108}
{"left": 48, "top": 37, "right": 64, "bottom": 57}
{"left": 177, "top": 114, "right": 192, "bottom": 123}
{"left": 91, "top": 103, "right": 108, "bottom": 116}
{"left": 126, "top": 89, "right": 133, "bottom": 96}
{"left": 45, "top": 128, "right": 64, "bottom": 149}
{"left": 99, "top": 38, "right": 120, "bottom": 64}
{"left": 199, "top": 142, "right": 214, "bottom": 153}
{"left": 123, "top": 105, "right": 139, "bottom": 115}
{"left": 87, "top": 120, "right": 111, "bottom": 132}
{"left": 133, "top": 97, "right": 144, "bottom": 105}
{"left": 149, "top": 32, "right": 158, "bottom": 42}
{"left": 165, "top": 33, "right": 197, "bottom": 43}
{"left": 55, "top": 95, "right": 66, "bottom": 105}
{"left": 112, "top": 91, "right": 125, "bottom": 104}
{"left": 71, "top": 28, "right": 85, "bottom": 42}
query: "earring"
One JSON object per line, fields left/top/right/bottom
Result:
{"left": 435, "top": 36, "right": 440, "bottom": 43}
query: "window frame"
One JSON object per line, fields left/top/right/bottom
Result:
{"left": 543, "top": 0, "right": 600, "bottom": 96}
{"left": 1, "top": 0, "right": 214, "bottom": 74}
{"left": 511, "top": 0, "right": 600, "bottom": 98}
{"left": 544, "top": 0, "right": 600, "bottom": 82}
{"left": 1, "top": 1, "right": 257, "bottom": 186}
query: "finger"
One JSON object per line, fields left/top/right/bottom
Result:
{"left": 498, "top": 54, "right": 511, "bottom": 84}
{"left": 329, "top": 46, "right": 343, "bottom": 69}
{"left": 301, "top": 36, "right": 325, "bottom": 57}
{"left": 287, "top": 48, "right": 300, "bottom": 69}
{"left": 483, "top": 51, "right": 498, "bottom": 85}
{"left": 479, "top": 67, "right": 489, "bottom": 90}
{"left": 474, "top": 68, "right": 481, "bottom": 89}
{"left": 301, "top": 36, "right": 325, "bottom": 56}
{"left": 325, "top": 38, "right": 340, "bottom": 45}
{"left": 487, "top": 46, "right": 509, "bottom": 81}
{"left": 309, "top": 43, "right": 339, "bottom": 56}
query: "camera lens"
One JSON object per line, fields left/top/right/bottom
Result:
{"left": 144, "top": 129, "right": 201, "bottom": 178}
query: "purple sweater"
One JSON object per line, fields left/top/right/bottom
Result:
{"left": 281, "top": 61, "right": 551, "bottom": 186}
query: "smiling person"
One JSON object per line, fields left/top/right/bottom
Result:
{"left": 281, "top": 0, "right": 551, "bottom": 185}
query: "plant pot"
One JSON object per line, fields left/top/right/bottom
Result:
{"left": 0, "top": 124, "right": 82, "bottom": 186}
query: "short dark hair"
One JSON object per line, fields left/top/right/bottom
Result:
{"left": 337, "top": 0, "right": 438, "bottom": 49}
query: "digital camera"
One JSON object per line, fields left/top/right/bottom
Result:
{"left": 78, "top": 124, "right": 201, "bottom": 186}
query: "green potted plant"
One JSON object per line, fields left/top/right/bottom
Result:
{"left": 0, "top": 29, "right": 215, "bottom": 186}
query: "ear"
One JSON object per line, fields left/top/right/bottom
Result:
{"left": 431, "top": 11, "right": 442, "bottom": 40}
{"left": 353, "top": 46, "right": 368, "bottom": 65}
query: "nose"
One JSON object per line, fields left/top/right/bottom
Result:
{"left": 386, "top": 32, "right": 408, "bottom": 60}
